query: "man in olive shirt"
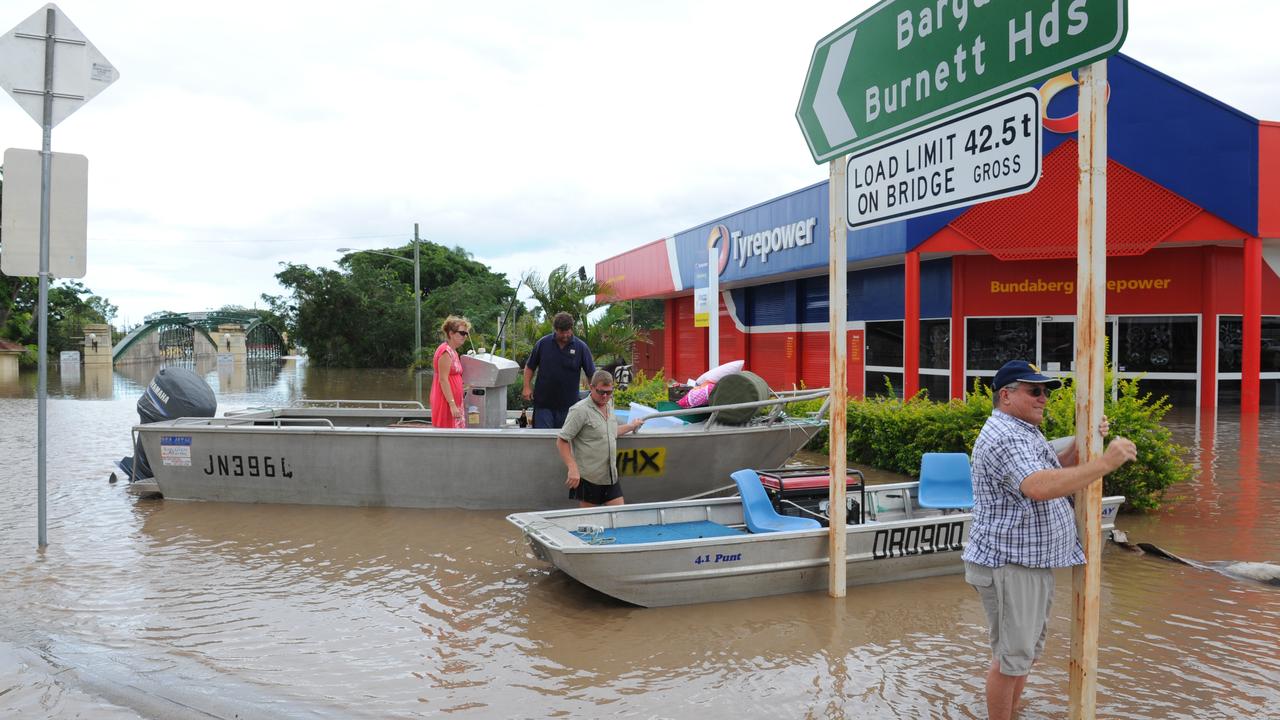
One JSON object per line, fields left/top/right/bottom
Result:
{"left": 556, "top": 370, "right": 645, "bottom": 507}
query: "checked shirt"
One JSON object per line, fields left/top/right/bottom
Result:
{"left": 962, "top": 409, "right": 1085, "bottom": 569}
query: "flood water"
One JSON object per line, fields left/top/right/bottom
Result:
{"left": 1, "top": 359, "right": 1277, "bottom": 718}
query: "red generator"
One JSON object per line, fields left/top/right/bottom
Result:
{"left": 758, "top": 466, "right": 865, "bottom": 526}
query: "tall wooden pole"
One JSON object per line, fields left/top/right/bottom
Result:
{"left": 828, "top": 158, "right": 848, "bottom": 596}
{"left": 1069, "top": 59, "right": 1108, "bottom": 719}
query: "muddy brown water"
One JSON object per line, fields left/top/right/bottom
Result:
{"left": 1, "top": 360, "right": 1277, "bottom": 718}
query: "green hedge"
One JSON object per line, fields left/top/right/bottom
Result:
{"left": 804, "top": 376, "right": 1191, "bottom": 512}
{"left": 612, "top": 370, "right": 670, "bottom": 409}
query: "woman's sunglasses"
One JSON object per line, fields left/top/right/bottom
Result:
{"left": 454, "top": 330, "right": 469, "bottom": 337}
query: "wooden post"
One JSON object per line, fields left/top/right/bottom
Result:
{"left": 828, "top": 158, "right": 849, "bottom": 597}
{"left": 1069, "top": 60, "right": 1107, "bottom": 719}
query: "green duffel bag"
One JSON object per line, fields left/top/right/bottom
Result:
{"left": 707, "top": 371, "right": 770, "bottom": 425}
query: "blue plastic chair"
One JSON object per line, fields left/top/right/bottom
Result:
{"left": 918, "top": 453, "right": 974, "bottom": 510}
{"left": 730, "top": 469, "right": 822, "bottom": 533}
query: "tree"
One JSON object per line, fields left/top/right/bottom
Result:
{"left": 265, "top": 241, "right": 516, "bottom": 368}
{"left": 518, "top": 264, "right": 644, "bottom": 367}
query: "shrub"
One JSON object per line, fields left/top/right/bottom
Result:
{"left": 612, "top": 370, "right": 669, "bottom": 409}
{"left": 809, "top": 375, "right": 1190, "bottom": 512}
{"left": 1040, "top": 372, "right": 1192, "bottom": 512}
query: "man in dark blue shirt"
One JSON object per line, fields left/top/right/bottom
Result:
{"left": 521, "top": 312, "right": 596, "bottom": 428}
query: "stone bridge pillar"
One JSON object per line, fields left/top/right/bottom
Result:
{"left": 83, "top": 323, "right": 113, "bottom": 367}
{"left": 216, "top": 324, "right": 247, "bottom": 363}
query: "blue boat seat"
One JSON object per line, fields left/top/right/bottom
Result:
{"left": 730, "top": 469, "right": 822, "bottom": 533}
{"left": 918, "top": 453, "right": 974, "bottom": 510}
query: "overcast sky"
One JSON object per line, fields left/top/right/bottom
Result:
{"left": 1, "top": 1, "right": 1277, "bottom": 327}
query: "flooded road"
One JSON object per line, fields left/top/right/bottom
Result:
{"left": 1, "top": 360, "right": 1277, "bottom": 718}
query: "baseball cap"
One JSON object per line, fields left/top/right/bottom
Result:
{"left": 993, "top": 360, "right": 1063, "bottom": 392}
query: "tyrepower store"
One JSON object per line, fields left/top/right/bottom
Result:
{"left": 597, "top": 54, "right": 1280, "bottom": 411}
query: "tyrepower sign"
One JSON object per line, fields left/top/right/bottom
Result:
{"left": 796, "top": 0, "right": 1126, "bottom": 163}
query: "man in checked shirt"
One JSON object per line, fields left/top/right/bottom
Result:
{"left": 963, "top": 360, "right": 1137, "bottom": 720}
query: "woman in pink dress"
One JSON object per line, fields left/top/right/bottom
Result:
{"left": 430, "top": 316, "right": 470, "bottom": 428}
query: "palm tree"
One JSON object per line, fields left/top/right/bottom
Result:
{"left": 520, "top": 264, "right": 640, "bottom": 366}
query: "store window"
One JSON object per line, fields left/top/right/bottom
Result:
{"left": 1218, "top": 316, "right": 1280, "bottom": 373}
{"left": 865, "top": 321, "right": 904, "bottom": 367}
{"left": 1116, "top": 316, "right": 1197, "bottom": 374}
{"left": 866, "top": 371, "right": 904, "bottom": 398}
{"left": 919, "top": 319, "right": 950, "bottom": 369}
{"left": 918, "top": 373, "right": 950, "bottom": 400}
{"left": 966, "top": 318, "right": 1036, "bottom": 371}
{"left": 1040, "top": 321, "right": 1075, "bottom": 370}
{"left": 864, "top": 320, "right": 903, "bottom": 398}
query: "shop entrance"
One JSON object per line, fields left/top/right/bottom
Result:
{"left": 1036, "top": 316, "right": 1117, "bottom": 378}
{"left": 964, "top": 316, "right": 1117, "bottom": 391}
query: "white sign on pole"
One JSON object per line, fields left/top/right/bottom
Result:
{"left": 0, "top": 3, "right": 118, "bottom": 129}
{"left": 845, "top": 91, "right": 1041, "bottom": 231}
{"left": 1, "top": 147, "right": 88, "bottom": 278}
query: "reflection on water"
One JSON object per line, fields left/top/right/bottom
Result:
{"left": 0, "top": 364, "right": 1277, "bottom": 718}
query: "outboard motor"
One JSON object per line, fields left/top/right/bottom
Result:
{"left": 120, "top": 367, "right": 217, "bottom": 480}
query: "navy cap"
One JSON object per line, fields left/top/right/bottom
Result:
{"left": 993, "top": 360, "right": 1063, "bottom": 392}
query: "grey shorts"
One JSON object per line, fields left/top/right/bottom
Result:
{"left": 965, "top": 561, "right": 1054, "bottom": 676}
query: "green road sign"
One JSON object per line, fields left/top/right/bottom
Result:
{"left": 796, "top": 0, "right": 1126, "bottom": 163}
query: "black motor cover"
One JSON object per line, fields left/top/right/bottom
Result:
{"left": 127, "top": 367, "right": 216, "bottom": 480}
{"left": 137, "top": 366, "right": 217, "bottom": 423}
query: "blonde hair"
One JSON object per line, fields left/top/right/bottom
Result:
{"left": 440, "top": 315, "right": 471, "bottom": 336}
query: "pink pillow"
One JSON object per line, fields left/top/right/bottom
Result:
{"left": 695, "top": 360, "right": 744, "bottom": 386}
{"left": 677, "top": 381, "right": 716, "bottom": 408}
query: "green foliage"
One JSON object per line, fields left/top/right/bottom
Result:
{"left": 265, "top": 241, "right": 516, "bottom": 368}
{"left": 612, "top": 370, "right": 669, "bottom": 408}
{"left": 1039, "top": 372, "right": 1193, "bottom": 512}
{"left": 597, "top": 299, "right": 664, "bottom": 330}
{"left": 0, "top": 276, "right": 115, "bottom": 364}
{"left": 810, "top": 375, "right": 1189, "bottom": 512}
{"left": 521, "top": 264, "right": 642, "bottom": 366}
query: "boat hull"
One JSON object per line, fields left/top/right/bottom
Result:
{"left": 132, "top": 412, "right": 823, "bottom": 510}
{"left": 509, "top": 486, "right": 1125, "bottom": 607}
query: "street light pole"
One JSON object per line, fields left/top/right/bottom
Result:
{"left": 337, "top": 225, "right": 424, "bottom": 404}
{"left": 413, "top": 223, "right": 422, "bottom": 405}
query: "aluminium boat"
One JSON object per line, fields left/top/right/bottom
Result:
{"left": 125, "top": 396, "right": 827, "bottom": 511}
{"left": 508, "top": 470, "right": 1124, "bottom": 607}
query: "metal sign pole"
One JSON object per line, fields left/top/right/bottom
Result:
{"left": 827, "top": 158, "right": 848, "bottom": 596}
{"left": 1069, "top": 59, "right": 1108, "bottom": 718}
{"left": 708, "top": 245, "right": 719, "bottom": 369}
{"left": 35, "top": 6, "right": 55, "bottom": 548}
{"left": 413, "top": 222, "right": 422, "bottom": 405}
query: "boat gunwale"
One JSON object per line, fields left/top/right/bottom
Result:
{"left": 133, "top": 415, "right": 827, "bottom": 438}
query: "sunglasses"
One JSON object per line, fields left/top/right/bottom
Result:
{"left": 1020, "top": 385, "right": 1049, "bottom": 397}
{"left": 593, "top": 388, "right": 614, "bottom": 396}
{"left": 454, "top": 330, "right": 469, "bottom": 337}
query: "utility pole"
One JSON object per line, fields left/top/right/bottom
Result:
{"left": 414, "top": 222, "right": 422, "bottom": 405}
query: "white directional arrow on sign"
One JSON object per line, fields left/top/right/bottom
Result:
{"left": 812, "top": 30, "right": 856, "bottom": 148}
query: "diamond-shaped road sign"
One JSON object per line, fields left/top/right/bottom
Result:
{"left": 796, "top": 0, "right": 1125, "bottom": 163}
{"left": 0, "top": 3, "right": 118, "bottom": 128}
